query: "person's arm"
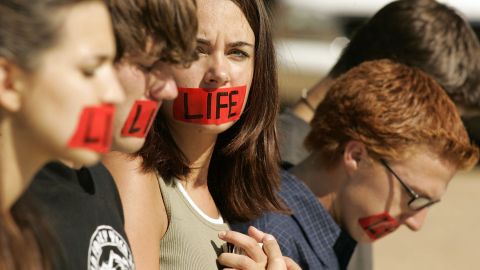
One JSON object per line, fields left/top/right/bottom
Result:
{"left": 103, "top": 152, "right": 168, "bottom": 270}
{"left": 290, "top": 77, "right": 333, "bottom": 123}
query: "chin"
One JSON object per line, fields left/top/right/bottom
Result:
{"left": 111, "top": 136, "right": 146, "bottom": 154}
{"left": 175, "top": 120, "right": 237, "bottom": 135}
{"left": 64, "top": 149, "right": 103, "bottom": 167}
{"left": 352, "top": 227, "right": 397, "bottom": 243}
{"left": 355, "top": 233, "right": 376, "bottom": 243}
{"left": 347, "top": 226, "right": 375, "bottom": 244}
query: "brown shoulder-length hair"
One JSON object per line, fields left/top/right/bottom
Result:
{"left": 138, "top": 0, "right": 285, "bottom": 223}
{"left": 106, "top": 0, "right": 198, "bottom": 64}
{"left": 306, "top": 59, "right": 479, "bottom": 170}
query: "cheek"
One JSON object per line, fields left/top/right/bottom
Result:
{"left": 172, "top": 64, "right": 205, "bottom": 88}
{"left": 230, "top": 61, "right": 254, "bottom": 88}
{"left": 25, "top": 69, "right": 106, "bottom": 147}
{"left": 25, "top": 76, "right": 90, "bottom": 129}
{"left": 114, "top": 69, "right": 150, "bottom": 128}
{"left": 119, "top": 99, "right": 159, "bottom": 138}
{"left": 340, "top": 176, "right": 404, "bottom": 241}
{"left": 117, "top": 68, "right": 147, "bottom": 99}
{"left": 340, "top": 182, "right": 386, "bottom": 226}
{"left": 67, "top": 104, "right": 115, "bottom": 154}
{"left": 358, "top": 212, "right": 400, "bottom": 241}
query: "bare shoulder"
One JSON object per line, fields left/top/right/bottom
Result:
{"left": 103, "top": 152, "right": 168, "bottom": 270}
{"left": 102, "top": 151, "right": 168, "bottom": 234}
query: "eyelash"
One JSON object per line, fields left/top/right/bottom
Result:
{"left": 229, "top": 49, "right": 249, "bottom": 58}
{"left": 82, "top": 68, "right": 96, "bottom": 78}
{"left": 196, "top": 46, "right": 250, "bottom": 59}
{"left": 196, "top": 46, "right": 208, "bottom": 55}
{"left": 138, "top": 59, "right": 163, "bottom": 73}
{"left": 138, "top": 64, "right": 154, "bottom": 72}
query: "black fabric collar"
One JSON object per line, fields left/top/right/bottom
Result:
{"left": 334, "top": 230, "right": 357, "bottom": 270}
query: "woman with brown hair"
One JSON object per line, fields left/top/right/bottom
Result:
{"left": 0, "top": 0, "right": 123, "bottom": 268}
{"left": 103, "top": 0, "right": 297, "bottom": 269}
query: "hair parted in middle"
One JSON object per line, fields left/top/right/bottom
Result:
{"left": 138, "top": 0, "right": 285, "bottom": 223}
{"left": 105, "top": 0, "right": 198, "bottom": 64}
{"left": 306, "top": 59, "right": 479, "bottom": 170}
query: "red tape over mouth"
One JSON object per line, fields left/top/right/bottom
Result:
{"left": 173, "top": 86, "right": 247, "bottom": 125}
{"left": 358, "top": 212, "right": 400, "bottom": 241}
{"left": 121, "top": 100, "right": 159, "bottom": 138}
{"left": 68, "top": 105, "right": 115, "bottom": 153}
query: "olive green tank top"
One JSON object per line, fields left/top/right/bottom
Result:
{"left": 158, "top": 175, "right": 230, "bottom": 270}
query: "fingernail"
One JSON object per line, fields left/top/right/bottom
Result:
{"left": 218, "top": 231, "right": 226, "bottom": 238}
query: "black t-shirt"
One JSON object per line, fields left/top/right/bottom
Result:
{"left": 24, "top": 162, "right": 135, "bottom": 270}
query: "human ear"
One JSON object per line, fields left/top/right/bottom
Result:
{"left": 343, "top": 140, "right": 368, "bottom": 173}
{"left": 0, "top": 58, "right": 23, "bottom": 112}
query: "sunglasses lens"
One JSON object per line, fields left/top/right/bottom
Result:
{"left": 409, "top": 197, "right": 435, "bottom": 211}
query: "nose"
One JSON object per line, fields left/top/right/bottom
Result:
{"left": 100, "top": 66, "right": 125, "bottom": 104}
{"left": 149, "top": 63, "right": 178, "bottom": 102}
{"left": 202, "top": 54, "right": 230, "bottom": 88}
{"left": 403, "top": 208, "right": 428, "bottom": 231}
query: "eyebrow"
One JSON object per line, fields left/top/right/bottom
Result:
{"left": 197, "top": 38, "right": 254, "bottom": 48}
{"left": 97, "top": 55, "right": 111, "bottom": 62}
{"left": 228, "top": 41, "right": 254, "bottom": 48}
{"left": 82, "top": 55, "right": 109, "bottom": 67}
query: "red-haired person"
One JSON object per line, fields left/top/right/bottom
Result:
{"left": 276, "top": 2, "right": 480, "bottom": 268}
{"left": 236, "top": 59, "right": 479, "bottom": 270}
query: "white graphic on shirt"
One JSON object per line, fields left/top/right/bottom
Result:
{"left": 88, "top": 225, "right": 135, "bottom": 270}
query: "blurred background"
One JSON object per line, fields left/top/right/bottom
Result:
{"left": 270, "top": 0, "right": 480, "bottom": 105}
{"left": 269, "top": 0, "right": 480, "bottom": 269}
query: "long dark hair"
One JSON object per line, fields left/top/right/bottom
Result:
{"left": 138, "top": 0, "right": 286, "bottom": 223}
{"left": 0, "top": 196, "right": 60, "bottom": 270}
{"left": 0, "top": 0, "right": 100, "bottom": 268}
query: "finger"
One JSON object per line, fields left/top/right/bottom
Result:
{"left": 219, "top": 231, "right": 267, "bottom": 264}
{"left": 284, "top": 257, "right": 302, "bottom": 270}
{"left": 218, "top": 252, "right": 256, "bottom": 270}
{"left": 262, "top": 234, "right": 282, "bottom": 258}
{"left": 247, "top": 226, "right": 266, "bottom": 243}
{"left": 262, "top": 235, "right": 286, "bottom": 270}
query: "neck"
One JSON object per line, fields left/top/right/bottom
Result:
{"left": 0, "top": 118, "right": 48, "bottom": 212}
{"left": 170, "top": 123, "right": 217, "bottom": 187}
{"left": 290, "top": 152, "right": 346, "bottom": 225}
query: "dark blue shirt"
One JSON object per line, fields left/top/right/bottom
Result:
{"left": 232, "top": 170, "right": 356, "bottom": 270}
{"left": 23, "top": 162, "right": 135, "bottom": 270}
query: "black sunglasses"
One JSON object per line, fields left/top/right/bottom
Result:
{"left": 380, "top": 159, "right": 439, "bottom": 211}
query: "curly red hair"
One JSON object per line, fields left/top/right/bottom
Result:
{"left": 306, "top": 59, "right": 479, "bottom": 170}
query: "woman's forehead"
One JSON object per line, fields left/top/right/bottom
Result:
{"left": 196, "top": 0, "right": 254, "bottom": 44}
